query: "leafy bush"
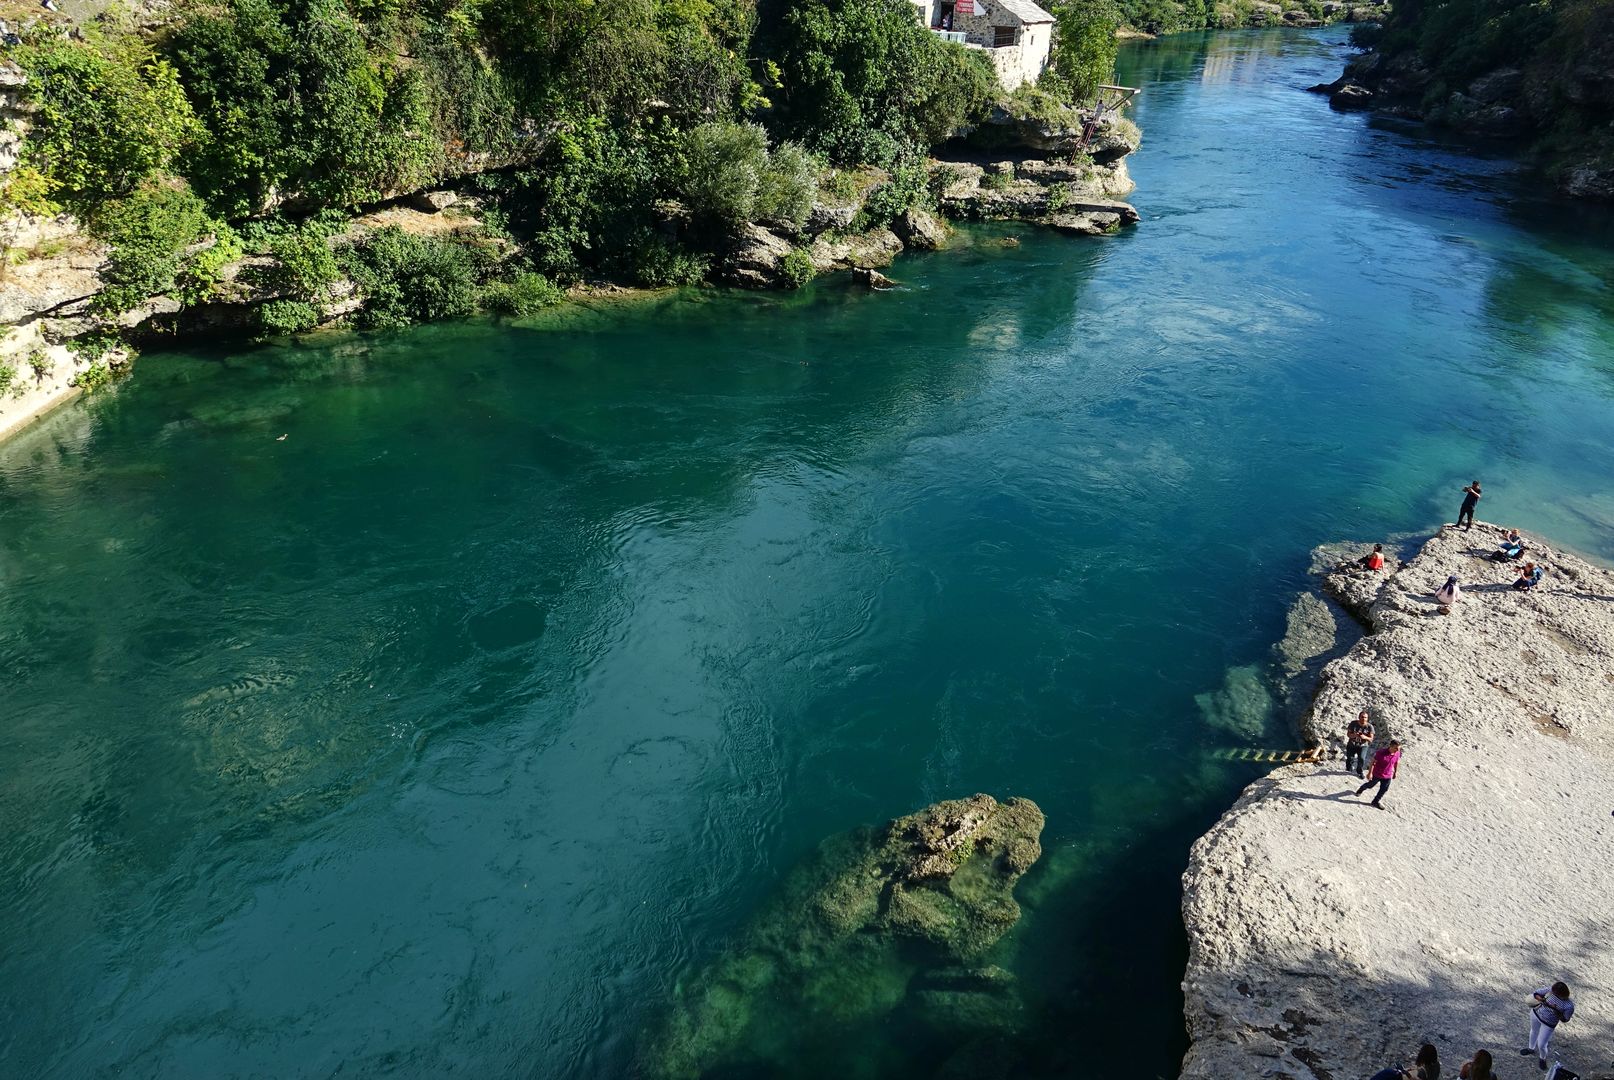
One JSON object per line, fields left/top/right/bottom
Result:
{"left": 12, "top": 26, "right": 198, "bottom": 207}
{"left": 174, "top": 226, "right": 245, "bottom": 305}
{"left": 257, "top": 299, "right": 324, "bottom": 336}
{"left": 614, "top": 231, "right": 712, "bottom": 286}
{"left": 0, "top": 360, "right": 16, "bottom": 398}
{"left": 88, "top": 182, "right": 214, "bottom": 314}
{"left": 859, "top": 156, "right": 933, "bottom": 227}
{"left": 779, "top": 248, "right": 816, "bottom": 289}
{"left": 267, "top": 225, "right": 342, "bottom": 301}
{"left": 169, "top": 0, "right": 441, "bottom": 215}
{"left": 982, "top": 168, "right": 1014, "bottom": 191}
{"left": 678, "top": 121, "right": 819, "bottom": 229}
{"left": 0, "top": 165, "right": 62, "bottom": 219}
{"left": 481, "top": 272, "right": 566, "bottom": 315}
{"left": 72, "top": 361, "right": 115, "bottom": 393}
{"left": 341, "top": 227, "right": 482, "bottom": 329}
{"left": 756, "top": 142, "right": 819, "bottom": 229}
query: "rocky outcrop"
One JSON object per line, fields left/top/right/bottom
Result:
{"left": 717, "top": 223, "right": 798, "bottom": 289}
{"left": 1322, "top": 7, "right": 1614, "bottom": 200}
{"left": 712, "top": 112, "right": 1143, "bottom": 290}
{"left": 851, "top": 266, "right": 897, "bottom": 289}
{"left": 1182, "top": 524, "right": 1614, "bottom": 1079}
{"left": 641, "top": 794, "right": 1044, "bottom": 1079}
{"left": 892, "top": 207, "right": 949, "bottom": 250}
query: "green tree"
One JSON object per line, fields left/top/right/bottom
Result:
{"left": 1050, "top": 0, "right": 1121, "bottom": 102}
{"left": 168, "top": 0, "right": 441, "bottom": 216}
{"left": 13, "top": 28, "right": 198, "bottom": 207}
{"left": 770, "top": 0, "right": 996, "bottom": 164}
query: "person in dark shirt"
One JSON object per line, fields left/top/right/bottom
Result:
{"left": 1344, "top": 709, "right": 1374, "bottom": 779}
{"left": 1457, "top": 481, "right": 1482, "bottom": 530}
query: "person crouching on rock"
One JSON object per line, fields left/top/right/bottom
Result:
{"left": 1434, "top": 575, "right": 1461, "bottom": 614}
{"left": 1522, "top": 980, "right": 1574, "bottom": 1071}
{"left": 1361, "top": 544, "right": 1386, "bottom": 571}
{"left": 1458, "top": 480, "right": 1482, "bottom": 529}
{"left": 1344, "top": 709, "right": 1375, "bottom": 779}
{"left": 1355, "top": 739, "right": 1402, "bottom": 809}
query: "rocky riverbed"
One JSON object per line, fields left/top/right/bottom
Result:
{"left": 1182, "top": 523, "right": 1614, "bottom": 1080}
{"left": 640, "top": 794, "right": 1044, "bottom": 1079}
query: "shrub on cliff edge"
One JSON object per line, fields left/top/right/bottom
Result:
{"left": 341, "top": 227, "right": 483, "bottom": 329}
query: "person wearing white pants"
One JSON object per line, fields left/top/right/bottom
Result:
{"left": 1522, "top": 981, "right": 1575, "bottom": 1071}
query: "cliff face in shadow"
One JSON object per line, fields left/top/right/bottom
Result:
{"left": 1317, "top": 0, "right": 1614, "bottom": 200}
{"left": 1181, "top": 524, "right": 1614, "bottom": 1079}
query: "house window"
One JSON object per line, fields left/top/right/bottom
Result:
{"left": 993, "top": 25, "right": 1016, "bottom": 47}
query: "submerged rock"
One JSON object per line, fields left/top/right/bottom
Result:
{"left": 642, "top": 794, "right": 1044, "bottom": 1079}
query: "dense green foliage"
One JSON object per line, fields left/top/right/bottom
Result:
{"left": 89, "top": 183, "right": 215, "bottom": 314}
{"left": 2, "top": 0, "right": 1133, "bottom": 326}
{"left": 1047, "top": 0, "right": 1121, "bottom": 100}
{"left": 770, "top": 0, "right": 997, "bottom": 164}
{"left": 1368, "top": 0, "right": 1605, "bottom": 95}
{"left": 1360, "top": 0, "right": 1614, "bottom": 177}
{"left": 11, "top": 28, "right": 197, "bottom": 207}
{"left": 339, "top": 227, "right": 487, "bottom": 329}
{"left": 679, "top": 122, "right": 818, "bottom": 228}
{"left": 482, "top": 272, "right": 567, "bottom": 315}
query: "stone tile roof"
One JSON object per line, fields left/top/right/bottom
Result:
{"left": 991, "top": 0, "right": 1055, "bottom": 23}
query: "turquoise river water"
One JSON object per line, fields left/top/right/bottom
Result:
{"left": 5, "top": 26, "right": 1614, "bottom": 1080}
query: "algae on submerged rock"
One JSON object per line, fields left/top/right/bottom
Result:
{"left": 641, "top": 794, "right": 1044, "bottom": 1079}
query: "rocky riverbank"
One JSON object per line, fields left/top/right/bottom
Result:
{"left": 1181, "top": 523, "right": 1614, "bottom": 1079}
{"left": 1312, "top": 1, "right": 1614, "bottom": 200}
{"left": 1, "top": 57, "right": 1141, "bottom": 442}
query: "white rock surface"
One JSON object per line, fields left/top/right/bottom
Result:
{"left": 1182, "top": 523, "right": 1614, "bottom": 1080}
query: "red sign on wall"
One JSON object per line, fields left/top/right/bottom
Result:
{"left": 955, "top": 0, "right": 975, "bottom": 14}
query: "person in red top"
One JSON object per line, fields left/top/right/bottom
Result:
{"left": 1355, "top": 739, "right": 1402, "bottom": 809}
{"left": 1364, "top": 544, "right": 1385, "bottom": 571}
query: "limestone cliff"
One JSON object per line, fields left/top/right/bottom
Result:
{"left": 1182, "top": 523, "right": 1614, "bottom": 1079}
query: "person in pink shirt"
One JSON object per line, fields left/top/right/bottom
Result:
{"left": 1355, "top": 740, "right": 1402, "bottom": 809}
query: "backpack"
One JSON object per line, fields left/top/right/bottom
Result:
{"left": 1546, "top": 1063, "right": 1579, "bottom": 1080}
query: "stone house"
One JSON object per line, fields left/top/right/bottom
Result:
{"left": 909, "top": 0, "right": 1055, "bottom": 91}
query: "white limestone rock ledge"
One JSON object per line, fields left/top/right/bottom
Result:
{"left": 1181, "top": 523, "right": 1614, "bottom": 1080}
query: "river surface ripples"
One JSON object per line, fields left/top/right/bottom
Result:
{"left": 5, "top": 26, "right": 1614, "bottom": 1080}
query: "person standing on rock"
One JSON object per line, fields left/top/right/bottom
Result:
{"left": 1458, "top": 481, "right": 1482, "bottom": 529}
{"left": 1345, "top": 709, "right": 1375, "bottom": 779}
{"left": 1355, "top": 739, "right": 1402, "bottom": 808}
{"left": 1521, "top": 980, "right": 1574, "bottom": 1071}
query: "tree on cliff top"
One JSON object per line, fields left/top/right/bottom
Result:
{"left": 767, "top": 0, "right": 995, "bottom": 165}
{"left": 1047, "top": 0, "right": 1121, "bottom": 103}
{"left": 10, "top": 24, "right": 197, "bottom": 211}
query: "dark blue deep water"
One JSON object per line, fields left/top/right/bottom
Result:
{"left": 4, "top": 26, "right": 1614, "bottom": 1080}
